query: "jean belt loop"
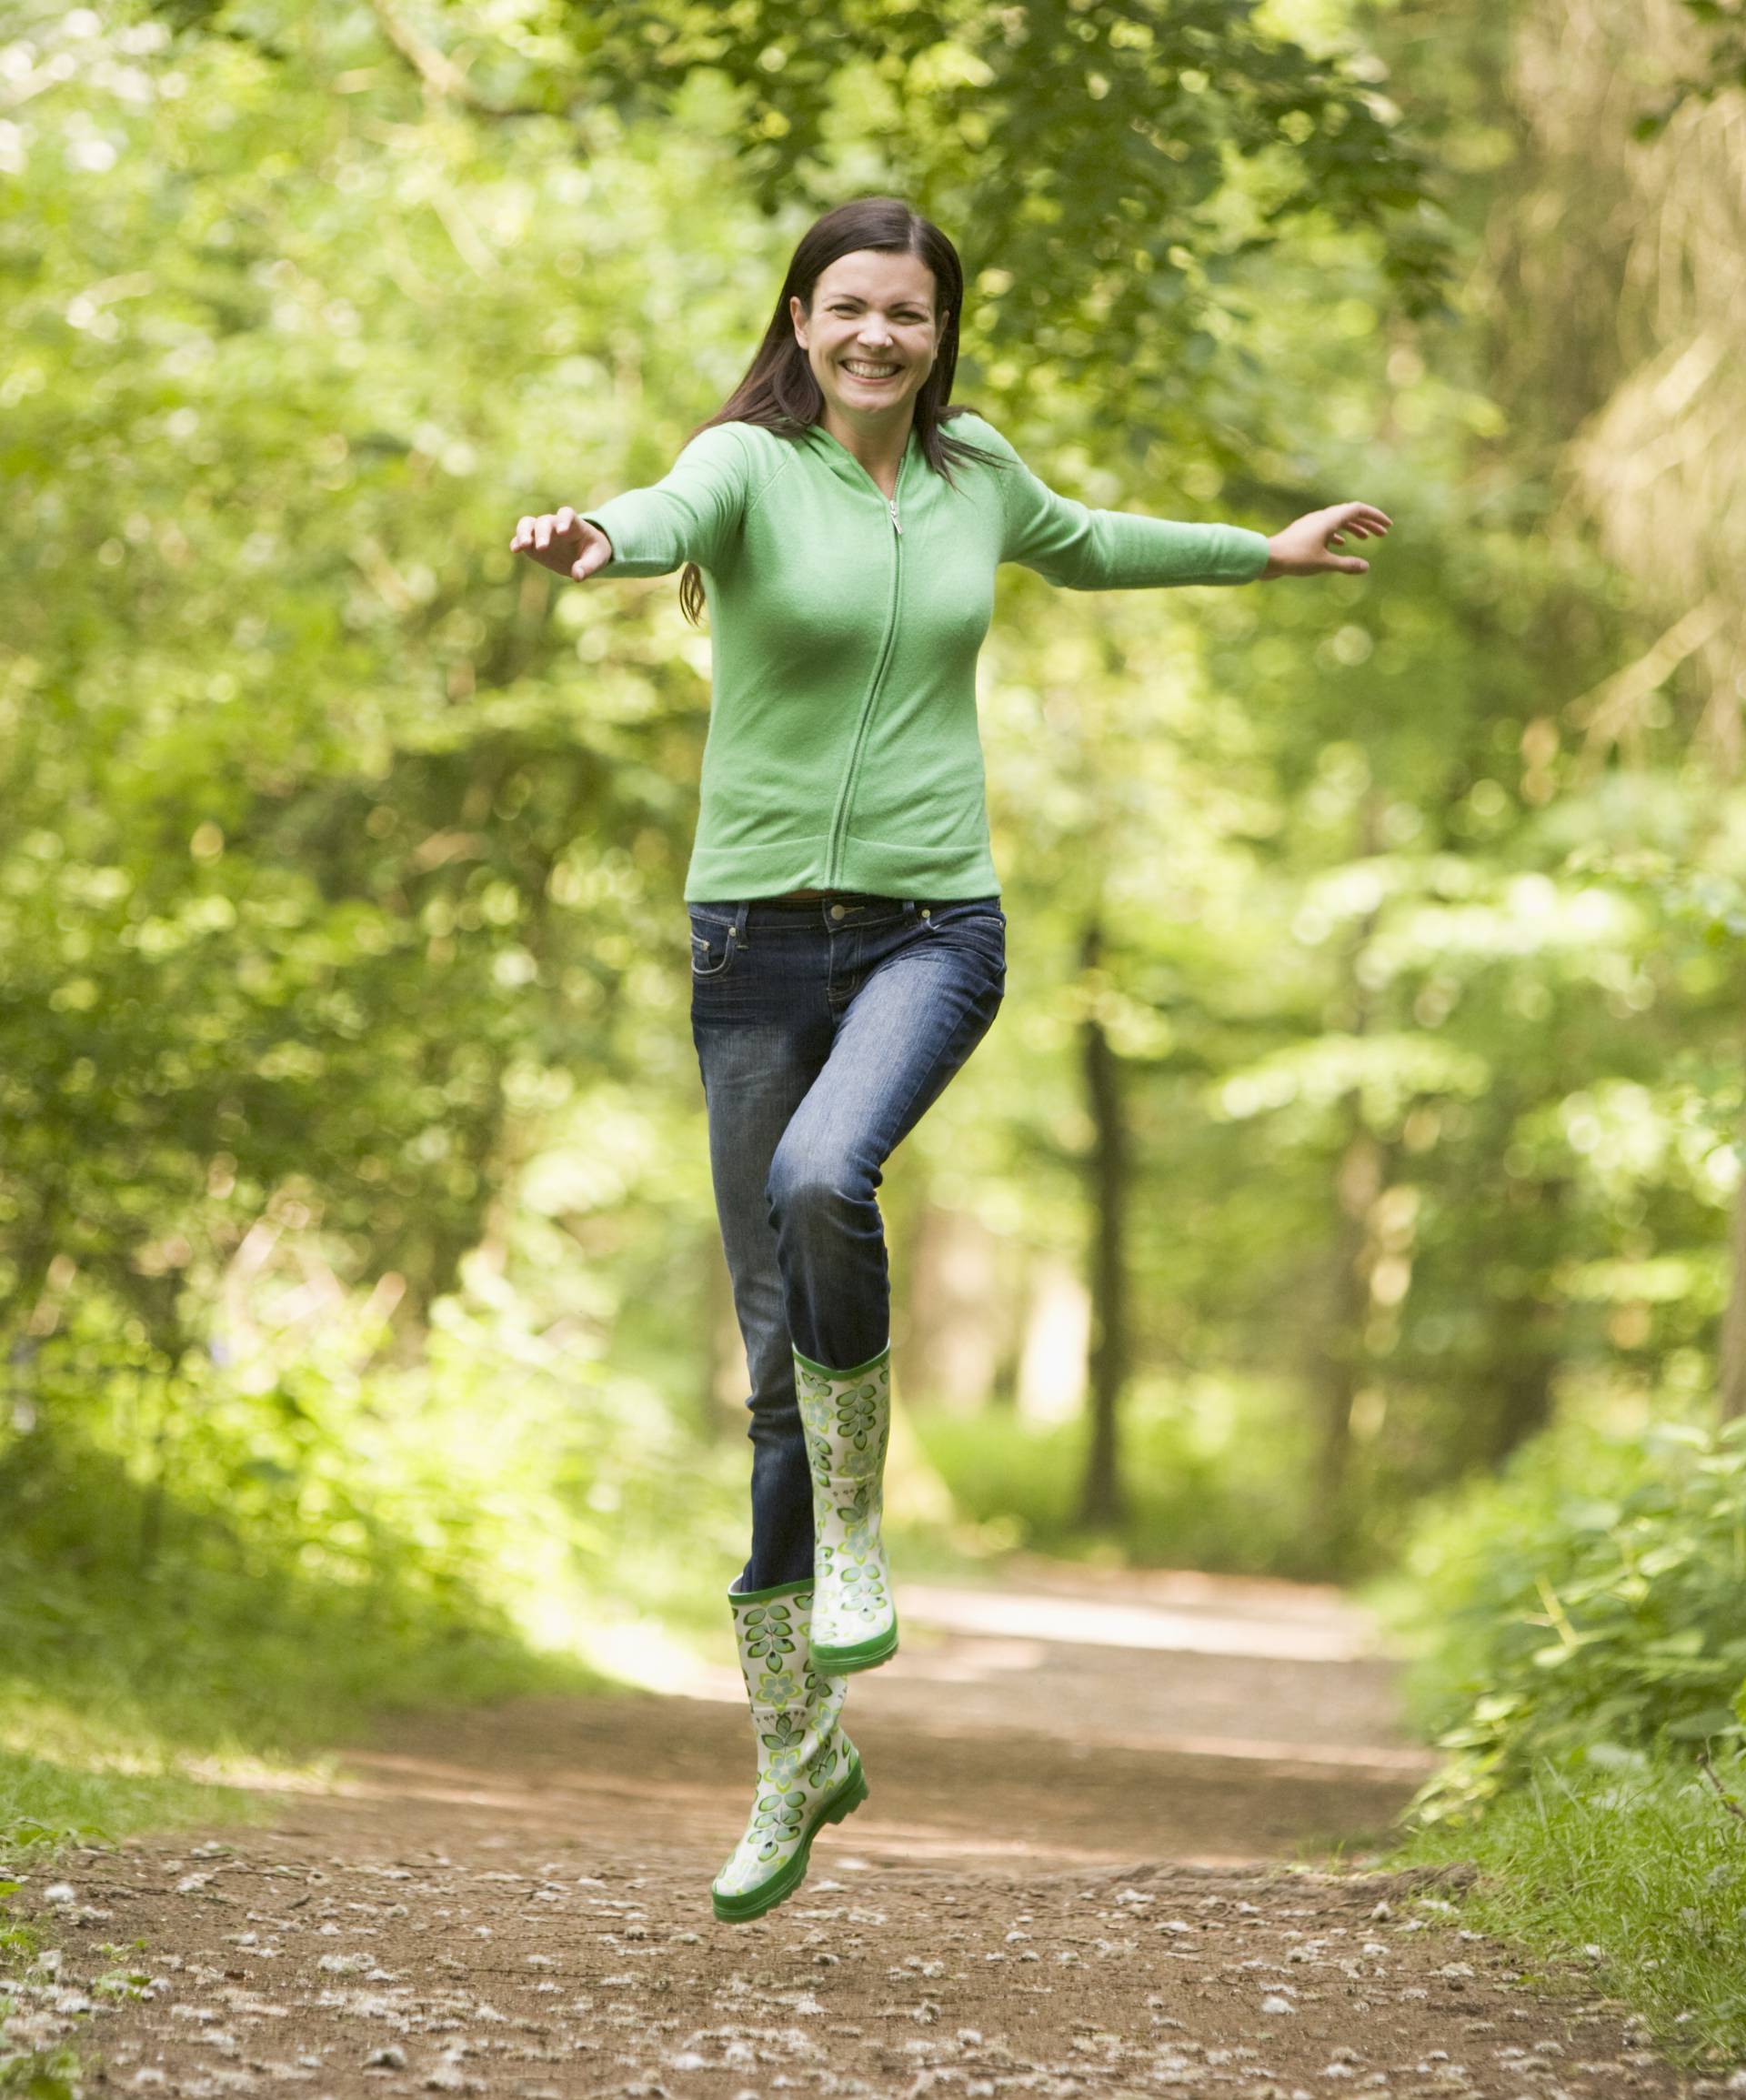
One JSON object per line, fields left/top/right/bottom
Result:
{"left": 902, "top": 899, "right": 918, "bottom": 920}
{"left": 734, "top": 899, "right": 751, "bottom": 950}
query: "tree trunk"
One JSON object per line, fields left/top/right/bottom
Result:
{"left": 1491, "top": 1336, "right": 1556, "bottom": 1458}
{"left": 1314, "top": 1120, "right": 1380, "bottom": 1542}
{"left": 1078, "top": 918, "right": 1130, "bottom": 1529}
{"left": 1721, "top": 1139, "right": 1746, "bottom": 1422}
{"left": 1483, "top": 1175, "right": 1567, "bottom": 1464}
{"left": 1310, "top": 795, "right": 1389, "bottom": 1558}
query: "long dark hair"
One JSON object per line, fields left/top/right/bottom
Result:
{"left": 677, "top": 196, "right": 1004, "bottom": 625}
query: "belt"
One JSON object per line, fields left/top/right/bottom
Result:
{"left": 761, "top": 888, "right": 892, "bottom": 906}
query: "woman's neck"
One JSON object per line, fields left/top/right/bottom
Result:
{"left": 818, "top": 403, "right": 915, "bottom": 497}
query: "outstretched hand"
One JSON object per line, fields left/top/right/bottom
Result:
{"left": 509, "top": 507, "right": 614, "bottom": 581}
{"left": 1262, "top": 502, "right": 1392, "bottom": 578}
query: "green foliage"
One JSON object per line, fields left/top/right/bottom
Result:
{"left": 0, "top": 1265, "right": 749, "bottom": 1861}
{"left": 0, "top": 2045, "right": 78, "bottom": 2100}
{"left": 1633, "top": 0, "right": 1746, "bottom": 137}
{"left": 912, "top": 1377, "right": 1341, "bottom": 1578}
{"left": 0, "top": 1746, "right": 236, "bottom": 1864}
{"left": 138, "top": 0, "right": 1455, "bottom": 428}
{"left": 0, "top": 1884, "right": 72, "bottom": 2100}
{"left": 1385, "top": 1413, "right": 1746, "bottom": 1823}
{"left": 1, "top": 0, "right": 766, "bottom": 1338}
{"left": 1391, "top": 1746, "right": 1746, "bottom": 2069}
{"left": 4, "top": 0, "right": 1745, "bottom": 1806}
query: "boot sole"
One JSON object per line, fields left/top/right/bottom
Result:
{"left": 811, "top": 1615, "right": 899, "bottom": 1674}
{"left": 710, "top": 1758, "right": 869, "bottom": 1924}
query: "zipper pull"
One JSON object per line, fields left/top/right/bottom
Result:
{"left": 888, "top": 496, "right": 902, "bottom": 536}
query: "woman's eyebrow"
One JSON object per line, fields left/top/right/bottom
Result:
{"left": 828, "top": 294, "right": 929, "bottom": 309}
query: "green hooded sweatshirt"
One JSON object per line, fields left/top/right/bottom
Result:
{"left": 581, "top": 411, "right": 1269, "bottom": 902}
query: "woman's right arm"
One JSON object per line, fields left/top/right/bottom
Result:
{"left": 509, "top": 423, "right": 752, "bottom": 582}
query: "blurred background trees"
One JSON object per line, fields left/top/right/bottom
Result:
{"left": 4, "top": 0, "right": 1745, "bottom": 1716}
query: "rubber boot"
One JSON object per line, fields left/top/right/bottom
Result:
{"left": 794, "top": 1341, "right": 898, "bottom": 1673}
{"left": 710, "top": 1575, "right": 869, "bottom": 1924}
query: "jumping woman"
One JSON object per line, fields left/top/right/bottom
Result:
{"left": 510, "top": 195, "right": 1390, "bottom": 1924}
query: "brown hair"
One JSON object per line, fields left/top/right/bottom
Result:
{"left": 676, "top": 196, "right": 1004, "bottom": 625}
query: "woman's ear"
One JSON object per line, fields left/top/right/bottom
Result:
{"left": 788, "top": 291, "right": 808, "bottom": 348}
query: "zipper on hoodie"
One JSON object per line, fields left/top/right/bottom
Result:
{"left": 824, "top": 464, "right": 906, "bottom": 887}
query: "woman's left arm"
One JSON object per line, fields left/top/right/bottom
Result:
{"left": 998, "top": 436, "right": 1270, "bottom": 588}
{"left": 983, "top": 417, "right": 1390, "bottom": 588}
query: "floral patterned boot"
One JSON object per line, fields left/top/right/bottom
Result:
{"left": 710, "top": 1575, "right": 868, "bottom": 1924}
{"left": 793, "top": 1341, "right": 898, "bottom": 1673}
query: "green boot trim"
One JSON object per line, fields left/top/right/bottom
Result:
{"left": 792, "top": 1340, "right": 891, "bottom": 1382}
{"left": 727, "top": 1573, "right": 817, "bottom": 1604}
{"left": 812, "top": 1608, "right": 899, "bottom": 1675}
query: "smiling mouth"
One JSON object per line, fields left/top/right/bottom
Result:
{"left": 842, "top": 359, "right": 901, "bottom": 381}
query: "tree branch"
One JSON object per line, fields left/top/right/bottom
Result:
{"left": 366, "top": 0, "right": 552, "bottom": 119}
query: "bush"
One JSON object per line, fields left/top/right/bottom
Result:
{"left": 1386, "top": 1412, "right": 1746, "bottom": 1823}
{"left": 0, "top": 1273, "right": 751, "bottom": 1856}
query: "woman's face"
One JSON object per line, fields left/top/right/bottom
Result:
{"left": 790, "top": 248, "right": 947, "bottom": 434}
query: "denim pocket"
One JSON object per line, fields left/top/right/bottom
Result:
{"left": 688, "top": 908, "right": 738, "bottom": 980}
{"left": 921, "top": 899, "right": 1006, "bottom": 973}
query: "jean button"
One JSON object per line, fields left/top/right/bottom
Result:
{"left": 829, "top": 904, "right": 847, "bottom": 920}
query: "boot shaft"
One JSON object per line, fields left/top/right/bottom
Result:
{"left": 715, "top": 1573, "right": 868, "bottom": 1921}
{"left": 727, "top": 1577, "right": 848, "bottom": 1759}
{"left": 796, "top": 1344, "right": 892, "bottom": 1492}
{"left": 791, "top": 1343, "right": 900, "bottom": 1673}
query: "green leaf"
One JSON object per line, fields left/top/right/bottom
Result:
{"left": 1663, "top": 1708, "right": 1745, "bottom": 1741}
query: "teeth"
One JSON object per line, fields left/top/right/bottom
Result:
{"left": 844, "top": 360, "right": 898, "bottom": 378}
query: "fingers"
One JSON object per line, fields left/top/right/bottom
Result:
{"left": 508, "top": 508, "right": 586, "bottom": 554}
{"left": 1317, "top": 506, "right": 1391, "bottom": 543}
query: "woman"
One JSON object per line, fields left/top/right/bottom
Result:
{"left": 511, "top": 196, "right": 1390, "bottom": 1924}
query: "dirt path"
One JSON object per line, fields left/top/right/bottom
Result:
{"left": 2, "top": 1563, "right": 1711, "bottom": 2096}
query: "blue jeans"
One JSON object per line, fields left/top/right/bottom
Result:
{"left": 689, "top": 891, "right": 1007, "bottom": 1591}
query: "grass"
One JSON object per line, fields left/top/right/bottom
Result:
{"left": 0, "top": 1736, "right": 245, "bottom": 1862}
{"left": 1345, "top": 1408, "right": 1746, "bottom": 2069}
{"left": 0, "top": 1432, "right": 611, "bottom": 1867}
{"left": 8, "top": 1374, "right": 1742, "bottom": 2083}
{"left": 0, "top": 1866, "right": 82, "bottom": 2100}
{"left": 0, "top": 1387, "right": 998, "bottom": 1868}
{"left": 1375, "top": 1746, "right": 1746, "bottom": 2070}
{"left": 0, "top": 1423, "right": 624, "bottom": 2094}
{"left": 0, "top": 1615, "right": 599, "bottom": 1869}
{"left": 0, "top": 2044, "right": 79, "bottom": 2100}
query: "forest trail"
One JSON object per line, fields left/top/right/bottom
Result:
{"left": 5, "top": 1563, "right": 1703, "bottom": 2097}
